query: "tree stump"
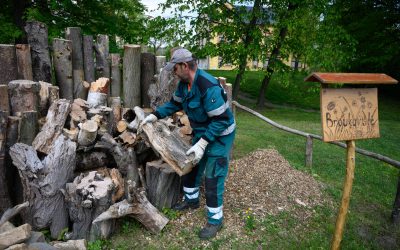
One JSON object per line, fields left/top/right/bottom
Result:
{"left": 8, "top": 80, "right": 40, "bottom": 116}
{"left": 83, "top": 35, "right": 95, "bottom": 84}
{"left": 141, "top": 52, "right": 155, "bottom": 108}
{"left": 0, "top": 45, "right": 18, "bottom": 85}
{"left": 24, "top": 21, "right": 52, "bottom": 83}
{"left": 9, "top": 135, "right": 76, "bottom": 239}
{"left": 146, "top": 160, "right": 181, "bottom": 209}
{"left": 15, "top": 44, "right": 33, "bottom": 80}
{"left": 123, "top": 45, "right": 141, "bottom": 108}
{"left": 53, "top": 38, "right": 74, "bottom": 100}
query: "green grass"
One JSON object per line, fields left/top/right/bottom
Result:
{"left": 102, "top": 70, "right": 400, "bottom": 249}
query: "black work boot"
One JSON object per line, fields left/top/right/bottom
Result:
{"left": 172, "top": 200, "right": 200, "bottom": 211}
{"left": 198, "top": 223, "right": 223, "bottom": 239}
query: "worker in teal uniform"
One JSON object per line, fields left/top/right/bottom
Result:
{"left": 140, "top": 48, "right": 235, "bottom": 239}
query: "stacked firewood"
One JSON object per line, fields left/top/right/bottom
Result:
{"left": 0, "top": 77, "right": 196, "bottom": 246}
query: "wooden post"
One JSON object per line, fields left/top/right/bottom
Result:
{"left": 141, "top": 52, "right": 155, "bottom": 108}
{"left": 8, "top": 80, "right": 40, "bottom": 116}
{"left": 83, "top": 35, "right": 95, "bottom": 84}
{"left": 0, "top": 111, "right": 11, "bottom": 215}
{"left": 95, "top": 35, "right": 110, "bottom": 79}
{"left": 331, "top": 140, "right": 356, "bottom": 250}
{"left": 66, "top": 27, "right": 87, "bottom": 99}
{"left": 110, "top": 53, "right": 121, "bottom": 97}
{"left": 15, "top": 44, "right": 33, "bottom": 80}
{"left": 0, "top": 45, "right": 18, "bottom": 85}
{"left": 155, "top": 56, "right": 166, "bottom": 74}
{"left": 53, "top": 38, "right": 74, "bottom": 100}
{"left": 123, "top": 45, "right": 141, "bottom": 108}
{"left": 305, "top": 135, "right": 313, "bottom": 168}
{"left": 24, "top": 21, "right": 52, "bottom": 83}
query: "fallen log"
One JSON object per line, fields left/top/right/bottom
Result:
{"left": 134, "top": 107, "right": 194, "bottom": 176}
{"left": 9, "top": 134, "right": 76, "bottom": 239}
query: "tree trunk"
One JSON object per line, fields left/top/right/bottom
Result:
{"left": 24, "top": 21, "right": 52, "bottom": 83}
{"left": 141, "top": 52, "right": 155, "bottom": 108}
{"left": 15, "top": 44, "right": 33, "bottom": 81}
{"left": 9, "top": 135, "right": 76, "bottom": 239}
{"left": 146, "top": 160, "right": 181, "bottom": 209}
{"left": 83, "top": 35, "right": 95, "bottom": 84}
{"left": 32, "top": 99, "right": 71, "bottom": 154}
{"left": 95, "top": 35, "right": 110, "bottom": 80}
{"left": 53, "top": 38, "right": 74, "bottom": 100}
{"left": 123, "top": 45, "right": 141, "bottom": 108}
{"left": 66, "top": 27, "right": 87, "bottom": 99}
{"left": 110, "top": 53, "right": 122, "bottom": 97}
{"left": 0, "top": 85, "right": 10, "bottom": 113}
{"left": 20, "top": 111, "right": 38, "bottom": 145}
{"left": 0, "top": 111, "right": 11, "bottom": 215}
{"left": 8, "top": 80, "right": 40, "bottom": 116}
{"left": 232, "top": 62, "right": 246, "bottom": 100}
{"left": 0, "top": 45, "right": 18, "bottom": 85}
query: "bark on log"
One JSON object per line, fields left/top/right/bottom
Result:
{"left": 123, "top": 45, "right": 141, "bottom": 108}
{"left": 32, "top": 99, "right": 71, "bottom": 154}
{"left": 52, "top": 38, "right": 74, "bottom": 100}
{"left": 0, "top": 111, "right": 11, "bottom": 215}
{"left": 15, "top": 44, "right": 33, "bottom": 81}
{"left": 148, "top": 65, "right": 178, "bottom": 110}
{"left": 76, "top": 151, "right": 115, "bottom": 172}
{"left": 146, "top": 160, "right": 181, "bottom": 209}
{"left": 155, "top": 56, "right": 166, "bottom": 74}
{"left": 66, "top": 27, "right": 87, "bottom": 99}
{"left": 8, "top": 80, "right": 40, "bottom": 116}
{"left": 108, "top": 97, "right": 122, "bottom": 136}
{"left": 66, "top": 169, "right": 116, "bottom": 240}
{"left": 141, "top": 52, "right": 155, "bottom": 108}
{"left": 95, "top": 35, "right": 110, "bottom": 80}
{"left": 0, "top": 85, "right": 9, "bottom": 113}
{"left": 134, "top": 107, "right": 194, "bottom": 176}
{"left": 9, "top": 135, "right": 76, "bottom": 239}
{"left": 83, "top": 35, "right": 95, "bottom": 84}
{"left": 20, "top": 111, "right": 38, "bottom": 145}
{"left": 24, "top": 21, "right": 52, "bottom": 82}
{"left": 92, "top": 181, "right": 169, "bottom": 234}
{"left": 110, "top": 53, "right": 122, "bottom": 97}
{"left": 0, "top": 45, "right": 18, "bottom": 85}
{"left": 77, "top": 120, "right": 98, "bottom": 146}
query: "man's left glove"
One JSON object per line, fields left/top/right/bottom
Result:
{"left": 186, "top": 138, "right": 209, "bottom": 165}
{"left": 138, "top": 114, "right": 158, "bottom": 134}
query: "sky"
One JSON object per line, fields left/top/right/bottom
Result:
{"left": 141, "top": 0, "right": 173, "bottom": 18}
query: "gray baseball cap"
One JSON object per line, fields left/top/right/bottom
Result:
{"left": 164, "top": 48, "right": 194, "bottom": 71}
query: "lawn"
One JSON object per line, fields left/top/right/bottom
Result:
{"left": 97, "top": 70, "right": 400, "bottom": 249}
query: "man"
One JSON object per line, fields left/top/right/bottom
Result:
{"left": 141, "top": 48, "right": 235, "bottom": 239}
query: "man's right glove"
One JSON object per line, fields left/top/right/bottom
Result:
{"left": 186, "top": 138, "right": 209, "bottom": 165}
{"left": 138, "top": 114, "right": 158, "bottom": 133}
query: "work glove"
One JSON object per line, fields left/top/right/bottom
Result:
{"left": 138, "top": 114, "right": 158, "bottom": 134}
{"left": 186, "top": 138, "right": 209, "bottom": 165}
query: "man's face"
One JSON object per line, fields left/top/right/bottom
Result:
{"left": 173, "top": 62, "right": 190, "bottom": 82}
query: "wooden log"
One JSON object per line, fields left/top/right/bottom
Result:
{"left": 70, "top": 99, "right": 88, "bottom": 125}
{"left": 119, "top": 131, "right": 136, "bottom": 145}
{"left": 331, "top": 140, "right": 356, "bottom": 250}
{"left": 123, "top": 45, "right": 141, "bottom": 108}
{"left": 76, "top": 151, "right": 115, "bottom": 172}
{"left": 108, "top": 97, "right": 122, "bottom": 136}
{"left": 117, "top": 120, "right": 128, "bottom": 133}
{"left": 83, "top": 35, "right": 95, "bottom": 84}
{"left": 0, "top": 223, "right": 31, "bottom": 249}
{"left": 110, "top": 53, "right": 122, "bottom": 97}
{"left": 20, "top": 111, "right": 38, "bottom": 145}
{"left": 0, "top": 45, "right": 18, "bottom": 85}
{"left": 146, "top": 160, "right": 181, "bottom": 209}
{"left": 8, "top": 80, "right": 40, "bottom": 116}
{"left": 48, "top": 85, "right": 60, "bottom": 106}
{"left": 134, "top": 107, "right": 194, "bottom": 176}
{"left": 0, "top": 111, "right": 11, "bottom": 215}
{"left": 15, "top": 44, "right": 33, "bottom": 81}
{"left": 141, "top": 52, "right": 155, "bottom": 108}
{"left": 148, "top": 63, "right": 178, "bottom": 110}
{"left": 9, "top": 135, "right": 76, "bottom": 239}
{"left": 89, "top": 77, "right": 109, "bottom": 93}
{"left": 38, "top": 81, "right": 50, "bottom": 117}
{"left": 63, "top": 128, "right": 78, "bottom": 142}
{"left": 6, "top": 116, "right": 22, "bottom": 206}
{"left": 52, "top": 38, "right": 74, "bottom": 100}
{"left": 155, "top": 56, "right": 166, "bottom": 74}
{"left": 32, "top": 99, "right": 71, "bottom": 154}
{"left": 66, "top": 169, "right": 116, "bottom": 240}
{"left": 0, "top": 85, "right": 9, "bottom": 113}
{"left": 92, "top": 181, "right": 169, "bottom": 234}
{"left": 95, "top": 35, "right": 110, "bottom": 79}
{"left": 24, "top": 21, "right": 52, "bottom": 82}
{"left": 77, "top": 120, "right": 98, "bottom": 146}
{"left": 66, "top": 27, "right": 87, "bottom": 100}
{"left": 0, "top": 202, "right": 29, "bottom": 227}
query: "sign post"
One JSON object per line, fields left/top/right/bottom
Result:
{"left": 305, "top": 73, "right": 397, "bottom": 250}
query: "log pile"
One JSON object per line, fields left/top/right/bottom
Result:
{"left": 1, "top": 78, "right": 196, "bottom": 246}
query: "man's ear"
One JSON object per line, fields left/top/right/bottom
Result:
{"left": 183, "top": 62, "right": 189, "bottom": 69}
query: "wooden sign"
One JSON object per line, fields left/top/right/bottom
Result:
{"left": 320, "top": 88, "right": 379, "bottom": 142}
